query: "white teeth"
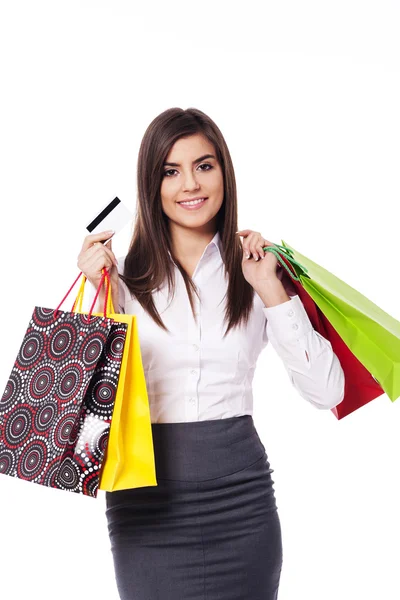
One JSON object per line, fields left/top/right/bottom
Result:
{"left": 180, "top": 198, "right": 206, "bottom": 206}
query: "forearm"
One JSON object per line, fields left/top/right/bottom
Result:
{"left": 254, "top": 278, "right": 291, "bottom": 308}
{"left": 258, "top": 280, "right": 345, "bottom": 409}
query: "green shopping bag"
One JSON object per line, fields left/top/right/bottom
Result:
{"left": 266, "top": 240, "right": 400, "bottom": 404}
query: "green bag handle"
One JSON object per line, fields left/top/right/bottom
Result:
{"left": 261, "top": 242, "right": 309, "bottom": 282}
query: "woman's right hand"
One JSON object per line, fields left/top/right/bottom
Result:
{"left": 77, "top": 230, "right": 118, "bottom": 289}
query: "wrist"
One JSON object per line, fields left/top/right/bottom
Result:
{"left": 253, "top": 278, "right": 291, "bottom": 308}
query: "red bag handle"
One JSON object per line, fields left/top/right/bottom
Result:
{"left": 54, "top": 268, "right": 111, "bottom": 323}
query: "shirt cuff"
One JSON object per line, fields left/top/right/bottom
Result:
{"left": 262, "top": 294, "right": 314, "bottom": 344}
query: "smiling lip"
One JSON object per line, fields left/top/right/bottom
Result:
{"left": 177, "top": 197, "right": 208, "bottom": 210}
{"left": 177, "top": 196, "right": 208, "bottom": 203}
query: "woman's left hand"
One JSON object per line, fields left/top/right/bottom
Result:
{"left": 236, "top": 229, "right": 281, "bottom": 289}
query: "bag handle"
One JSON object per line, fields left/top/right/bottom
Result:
{"left": 72, "top": 275, "right": 87, "bottom": 313}
{"left": 54, "top": 268, "right": 114, "bottom": 323}
{"left": 72, "top": 270, "right": 116, "bottom": 316}
{"left": 262, "top": 243, "right": 309, "bottom": 282}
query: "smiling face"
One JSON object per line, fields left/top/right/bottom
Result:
{"left": 160, "top": 133, "right": 224, "bottom": 233}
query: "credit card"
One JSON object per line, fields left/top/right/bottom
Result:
{"left": 86, "top": 197, "right": 133, "bottom": 243}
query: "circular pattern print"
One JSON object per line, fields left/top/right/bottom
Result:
{"left": 56, "top": 456, "right": 80, "bottom": 491}
{"left": 52, "top": 412, "right": 78, "bottom": 449}
{"left": 17, "top": 438, "right": 49, "bottom": 481}
{"left": 0, "top": 448, "right": 16, "bottom": 475}
{"left": 54, "top": 361, "right": 85, "bottom": 405}
{"left": 27, "top": 364, "right": 57, "bottom": 402}
{"left": 48, "top": 323, "right": 77, "bottom": 361}
{"left": 78, "top": 331, "right": 107, "bottom": 367}
{"left": 107, "top": 331, "right": 126, "bottom": 362}
{"left": 1, "top": 371, "right": 23, "bottom": 414}
{"left": 90, "top": 378, "right": 116, "bottom": 411}
{"left": 3, "top": 404, "right": 34, "bottom": 448}
{"left": 33, "top": 402, "right": 58, "bottom": 435}
{"left": 33, "top": 307, "right": 61, "bottom": 328}
{"left": 16, "top": 331, "right": 44, "bottom": 370}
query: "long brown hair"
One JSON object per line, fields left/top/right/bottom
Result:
{"left": 119, "top": 107, "right": 255, "bottom": 338}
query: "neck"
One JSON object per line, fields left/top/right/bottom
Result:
{"left": 169, "top": 227, "right": 217, "bottom": 262}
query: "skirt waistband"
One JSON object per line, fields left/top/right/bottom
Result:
{"left": 149, "top": 415, "right": 266, "bottom": 482}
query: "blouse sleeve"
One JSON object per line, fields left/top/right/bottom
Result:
{"left": 262, "top": 267, "right": 345, "bottom": 411}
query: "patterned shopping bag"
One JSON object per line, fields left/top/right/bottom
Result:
{"left": 0, "top": 269, "right": 128, "bottom": 497}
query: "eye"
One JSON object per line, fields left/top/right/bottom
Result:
{"left": 198, "top": 163, "right": 213, "bottom": 171}
{"left": 163, "top": 163, "right": 213, "bottom": 177}
{"left": 163, "top": 169, "right": 177, "bottom": 177}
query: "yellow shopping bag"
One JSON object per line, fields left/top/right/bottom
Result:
{"left": 74, "top": 270, "right": 157, "bottom": 491}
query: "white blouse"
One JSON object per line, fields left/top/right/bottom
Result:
{"left": 82, "top": 231, "right": 345, "bottom": 423}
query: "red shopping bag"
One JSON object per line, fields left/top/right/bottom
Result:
{"left": 277, "top": 258, "right": 385, "bottom": 419}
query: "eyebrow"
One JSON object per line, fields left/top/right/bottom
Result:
{"left": 163, "top": 153, "right": 216, "bottom": 167}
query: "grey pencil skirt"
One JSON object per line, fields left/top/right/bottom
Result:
{"left": 105, "top": 415, "right": 283, "bottom": 600}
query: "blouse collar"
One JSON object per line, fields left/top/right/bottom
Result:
{"left": 167, "top": 230, "right": 223, "bottom": 266}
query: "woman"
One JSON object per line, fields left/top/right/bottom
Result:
{"left": 77, "top": 107, "right": 345, "bottom": 600}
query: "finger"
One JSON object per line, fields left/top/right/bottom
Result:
{"left": 87, "top": 239, "right": 118, "bottom": 266}
{"left": 256, "top": 242, "right": 265, "bottom": 260}
{"left": 78, "top": 241, "right": 106, "bottom": 265}
{"left": 237, "top": 230, "right": 265, "bottom": 261}
{"left": 102, "top": 243, "right": 118, "bottom": 268}
{"left": 250, "top": 235, "right": 264, "bottom": 261}
{"left": 86, "top": 250, "right": 116, "bottom": 274}
{"left": 257, "top": 238, "right": 274, "bottom": 260}
{"left": 241, "top": 232, "right": 260, "bottom": 260}
{"left": 104, "top": 237, "right": 116, "bottom": 260}
{"left": 79, "top": 242, "right": 117, "bottom": 275}
{"left": 261, "top": 240, "right": 281, "bottom": 265}
{"left": 240, "top": 238, "right": 252, "bottom": 260}
{"left": 81, "top": 230, "right": 115, "bottom": 252}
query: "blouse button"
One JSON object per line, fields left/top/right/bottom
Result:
{"left": 190, "top": 369, "right": 197, "bottom": 375}
{"left": 193, "top": 344, "right": 199, "bottom": 351}
{"left": 287, "top": 309, "right": 294, "bottom": 317}
{"left": 292, "top": 323, "right": 299, "bottom": 330}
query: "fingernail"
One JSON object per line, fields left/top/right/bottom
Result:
{"left": 246, "top": 252, "right": 250, "bottom": 258}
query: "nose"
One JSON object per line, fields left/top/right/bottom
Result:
{"left": 182, "top": 170, "right": 200, "bottom": 191}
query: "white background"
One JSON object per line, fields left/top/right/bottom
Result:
{"left": 1, "top": 1, "right": 399, "bottom": 598}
